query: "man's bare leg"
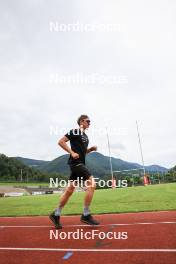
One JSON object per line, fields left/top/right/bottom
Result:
{"left": 81, "top": 176, "right": 99, "bottom": 224}
{"left": 55, "top": 182, "right": 75, "bottom": 215}
{"left": 84, "top": 176, "right": 96, "bottom": 210}
{"left": 59, "top": 183, "right": 75, "bottom": 207}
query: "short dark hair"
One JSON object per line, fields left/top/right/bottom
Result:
{"left": 77, "top": 114, "right": 89, "bottom": 125}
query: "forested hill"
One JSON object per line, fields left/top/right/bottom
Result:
{"left": 0, "top": 154, "right": 65, "bottom": 182}
{"left": 16, "top": 152, "right": 168, "bottom": 177}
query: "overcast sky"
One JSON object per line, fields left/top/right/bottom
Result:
{"left": 0, "top": 0, "right": 176, "bottom": 168}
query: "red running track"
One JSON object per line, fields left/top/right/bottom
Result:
{"left": 0, "top": 211, "right": 176, "bottom": 264}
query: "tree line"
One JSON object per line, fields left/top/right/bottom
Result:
{"left": 0, "top": 154, "right": 67, "bottom": 182}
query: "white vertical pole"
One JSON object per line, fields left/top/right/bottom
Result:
{"left": 136, "top": 121, "right": 146, "bottom": 176}
{"left": 20, "top": 169, "right": 23, "bottom": 182}
{"left": 106, "top": 127, "right": 114, "bottom": 184}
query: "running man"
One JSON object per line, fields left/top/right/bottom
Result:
{"left": 49, "top": 115, "right": 100, "bottom": 228}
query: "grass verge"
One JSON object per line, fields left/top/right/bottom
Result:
{"left": 0, "top": 183, "right": 176, "bottom": 217}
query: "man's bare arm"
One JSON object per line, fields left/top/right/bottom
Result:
{"left": 87, "top": 146, "right": 97, "bottom": 154}
{"left": 58, "top": 136, "right": 79, "bottom": 159}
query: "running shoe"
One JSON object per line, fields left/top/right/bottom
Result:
{"left": 49, "top": 212, "right": 62, "bottom": 229}
{"left": 81, "top": 214, "right": 100, "bottom": 225}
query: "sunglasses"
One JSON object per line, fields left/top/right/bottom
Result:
{"left": 85, "top": 120, "right": 91, "bottom": 124}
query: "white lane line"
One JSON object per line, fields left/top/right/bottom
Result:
{"left": 0, "top": 247, "right": 176, "bottom": 252}
{"left": 0, "top": 221, "right": 176, "bottom": 228}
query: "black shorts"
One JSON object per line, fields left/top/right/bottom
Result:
{"left": 69, "top": 164, "right": 91, "bottom": 182}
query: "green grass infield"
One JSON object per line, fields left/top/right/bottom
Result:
{"left": 0, "top": 183, "right": 176, "bottom": 217}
